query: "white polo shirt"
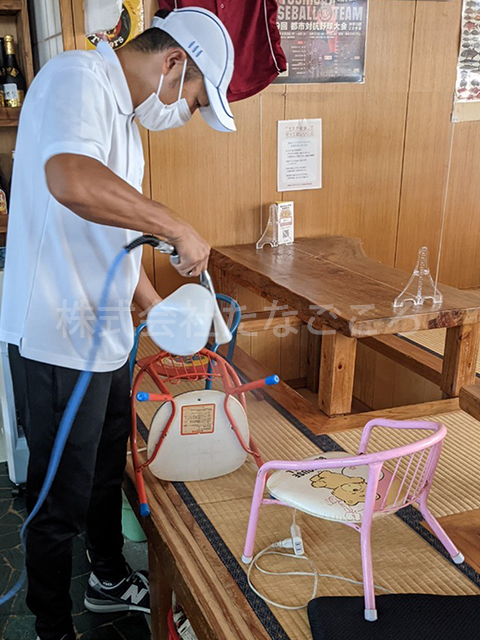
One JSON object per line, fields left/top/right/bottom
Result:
{"left": 0, "top": 42, "right": 144, "bottom": 372}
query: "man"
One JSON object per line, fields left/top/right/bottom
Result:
{"left": 0, "top": 8, "right": 235, "bottom": 640}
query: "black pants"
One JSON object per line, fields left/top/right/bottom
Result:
{"left": 8, "top": 345, "right": 131, "bottom": 640}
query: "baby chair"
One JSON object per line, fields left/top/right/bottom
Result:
{"left": 130, "top": 294, "right": 278, "bottom": 517}
{"left": 242, "top": 418, "right": 464, "bottom": 621}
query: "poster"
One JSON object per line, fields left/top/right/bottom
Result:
{"left": 277, "top": 119, "right": 322, "bottom": 192}
{"left": 275, "top": 0, "right": 368, "bottom": 84}
{"left": 86, "top": 0, "right": 144, "bottom": 51}
{"left": 453, "top": 0, "right": 480, "bottom": 122}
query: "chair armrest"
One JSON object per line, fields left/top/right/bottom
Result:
{"left": 358, "top": 418, "right": 444, "bottom": 454}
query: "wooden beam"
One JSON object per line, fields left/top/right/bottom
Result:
{"left": 326, "top": 397, "right": 460, "bottom": 432}
{"left": 58, "top": 0, "right": 76, "bottom": 51}
{"left": 361, "top": 334, "right": 442, "bottom": 386}
{"left": 239, "top": 311, "right": 304, "bottom": 334}
{"left": 16, "top": 0, "right": 33, "bottom": 85}
{"left": 0, "top": 1, "right": 22, "bottom": 14}
{"left": 71, "top": 0, "right": 86, "bottom": 50}
{"left": 441, "top": 323, "right": 480, "bottom": 397}
{"left": 319, "top": 332, "right": 358, "bottom": 416}
{"left": 459, "top": 384, "right": 480, "bottom": 422}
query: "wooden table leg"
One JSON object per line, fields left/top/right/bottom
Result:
{"left": 319, "top": 331, "right": 357, "bottom": 416}
{"left": 149, "top": 540, "right": 173, "bottom": 640}
{"left": 441, "top": 323, "right": 480, "bottom": 397}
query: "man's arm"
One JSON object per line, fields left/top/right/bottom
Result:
{"left": 45, "top": 154, "right": 209, "bottom": 278}
{"left": 133, "top": 264, "right": 161, "bottom": 314}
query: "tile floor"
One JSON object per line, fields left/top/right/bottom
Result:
{"left": 0, "top": 463, "right": 151, "bottom": 639}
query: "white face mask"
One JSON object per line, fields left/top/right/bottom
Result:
{"left": 135, "top": 60, "right": 192, "bottom": 132}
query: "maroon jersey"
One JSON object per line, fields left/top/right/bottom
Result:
{"left": 158, "top": 1, "right": 286, "bottom": 101}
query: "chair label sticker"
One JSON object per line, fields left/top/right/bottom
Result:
{"left": 181, "top": 404, "right": 216, "bottom": 435}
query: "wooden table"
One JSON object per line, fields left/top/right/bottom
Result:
{"left": 210, "top": 236, "right": 480, "bottom": 416}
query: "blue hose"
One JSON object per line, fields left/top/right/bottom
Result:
{"left": 0, "top": 247, "right": 129, "bottom": 606}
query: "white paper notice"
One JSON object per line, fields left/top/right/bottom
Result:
{"left": 277, "top": 119, "right": 322, "bottom": 192}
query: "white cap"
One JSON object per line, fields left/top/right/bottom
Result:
{"left": 151, "top": 8, "right": 236, "bottom": 133}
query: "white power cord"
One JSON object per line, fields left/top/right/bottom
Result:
{"left": 246, "top": 514, "right": 393, "bottom": 611}
{"left": 127, "top": 447, "right": 147, "bottom": 455}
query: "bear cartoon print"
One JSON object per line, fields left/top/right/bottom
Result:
{"left": 310, "top": 467, "right": 382, "bottom": 512}
{"left": 311, "top": 469, "right": 368, "bottom": 506}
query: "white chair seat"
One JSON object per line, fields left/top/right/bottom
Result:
{"left": 266, "top": 452, "right": 403, "bottom": 523}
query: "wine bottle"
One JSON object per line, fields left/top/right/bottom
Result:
{"left": 0, "top": 38, "right": 6, "bottom": 108}
{"left": 3, "top": 35, "right": 26, "bottom": 108}
{"left": 0, "top": 171, "right": 8, "bottom": 216}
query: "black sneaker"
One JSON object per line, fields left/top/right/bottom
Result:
{"left": 84, "top": 569, "right": 150, "bottom": 614}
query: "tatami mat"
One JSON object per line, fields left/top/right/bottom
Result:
{"left": 136, "top": 336, "right": 480, "bottom": 517}
{"left": 134, "top": 336, "right": 480, "bottom": 640}
{"left": 199, "top": 497, "right": 477, "bottom": 638}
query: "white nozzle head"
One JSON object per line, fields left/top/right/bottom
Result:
{"left": 147, "top": 283, "right": 215, "bottom": 356}
{"left": 146, "top": 270, "right": 233, "bottom": 355}
{"left": 213, "top": 303, "right": 233, "bottom": 346}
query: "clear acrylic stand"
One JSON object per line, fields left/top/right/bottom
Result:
{"left": 393, "top": 246, "right": 443, "bottom": 309}
{"left": 256, "top": 204, "right": 279, "bottom": 250}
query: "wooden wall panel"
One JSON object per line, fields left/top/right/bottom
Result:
{"left": 354, "top": 342, "right": 443, "bottom": 411}
{"left": 282, "top": 0, "right": 416, "bottom": 266}
{"left": 150, "top": 96, "right": 265, "bottom": 296}
{"left": 436, "top": 122, "right": 480, "bottom": 288}
{"left": 395, "top": 0, "right": 480, "bottom": 289}
{"left": 284, "top": 90, "right": 407, "bottom": 265}
{"left": 395, "top": 0, "right": 461, "bottom": 275}
{"left": 258, "top": 87, "right": 287, "bottom": 233}
{"left": 150, "top": 97, "right": 261, "bottom": 244}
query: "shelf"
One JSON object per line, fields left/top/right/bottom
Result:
{"left": 0, "top": 0, "right": 22, "bottom": 16}
{"left": 0, "top": 107, "right": 20, "bottom": 127}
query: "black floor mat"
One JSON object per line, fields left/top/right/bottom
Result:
{"left": 308, "top": 594, "right": 480, "bottom": 640}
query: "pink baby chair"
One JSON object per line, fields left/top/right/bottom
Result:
{"left": 242, "top": 418, "right": 464, "bottom": 621}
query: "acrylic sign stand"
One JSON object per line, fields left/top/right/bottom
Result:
{"left": 257, "top": 203, "right": 295, "bottom": 250}
{"left": 256, "top": 204, "right": 279, "bottom": 250}
{"left": 393, "top": 246, "right": 443, "bottom": 309}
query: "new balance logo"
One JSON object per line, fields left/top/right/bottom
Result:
{"left": 121, "top": 584, "right": 148, "bottom": 605}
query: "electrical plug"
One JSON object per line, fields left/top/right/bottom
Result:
{"left": 290, "top": 523, "right": 304, "bottom": 556}
{"left": 272, "top": 524, "right": 304, "bottom": 556}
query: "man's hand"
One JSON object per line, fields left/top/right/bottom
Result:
{"left": 171, "top": 223, "right": 210, "bottom": 278}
